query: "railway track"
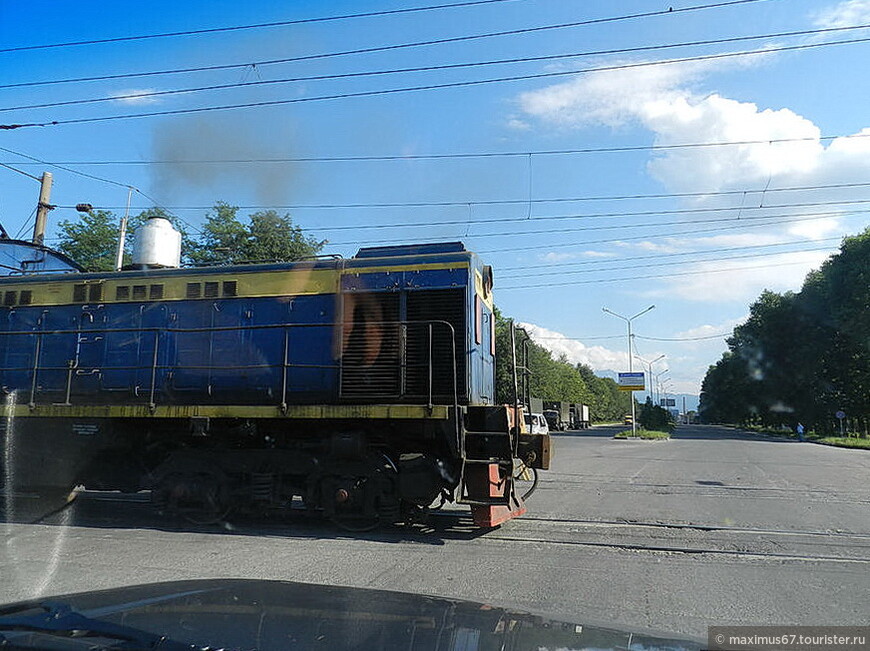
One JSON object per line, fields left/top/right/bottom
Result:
{"left": 5, "top": 490, "right": 870, "bottom": 564}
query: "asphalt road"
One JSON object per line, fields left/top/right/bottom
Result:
{"left": 1, "top": 424, "right": 868, "bottom": 640}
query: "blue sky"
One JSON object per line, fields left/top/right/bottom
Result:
{"left": 1, "top": 0, "right": 869, "bottom": 398}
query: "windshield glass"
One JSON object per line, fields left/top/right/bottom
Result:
{"left": 0, "top": 1, "right": 868, "bottom": 648}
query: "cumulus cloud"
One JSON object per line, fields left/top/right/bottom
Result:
{"left": 110, "top": 89, "right": 161, "bottom": 105}
{"left": 518, "top": 321, "right": 630, "bottom": 372}
{"left": 542, "top": 249, "right": 616, "bottom": 261}
{"left": 676, "top": 316, "right": 747, "bottom": 344}
{"left": 516, "top": 53, "right": 870, "bottom": 195}
{"left": 814, "top": 0, "right": 870, "bottom": 28}
{"left": 657, "top": 249, "right": 833, "bottom": 302}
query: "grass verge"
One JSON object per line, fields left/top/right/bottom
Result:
{"left": 812, "top": 436, "right": 870, "bottom": 450}
{"left": 738, "top": 425, "right": 869, "bottom": 450}
{"left": 614, "top": 429, "right": 670, "bottom": 440}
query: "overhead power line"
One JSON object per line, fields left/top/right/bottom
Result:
{"left": 637, "top": 333, "right": 733, "bottom": 342}
{"left": 0, "top": 162, "right": 40, "bottom": 182}
{"left": 0, "top": 146, "right": 204, "bottom": 235}
{"left": 327, "top": 210, "right": 860, "bottom": 246}
{"left": 496, "top": 244, "right": 837, "bottom": 281}
{"left": 0, "top": 0, "right": 763, "bottom": 55}
{"left": 6, "top": 20, "right": 866, "bottom": 113}
{"left": 497, "top": 237, "right": 843, "bottom": 277}
{"left": 476, "top": 213, "right": 853, "bottom": 254}
{"left": 52, "top": 198, "right": 870, "bottom": 224}
{"left": 8, "top": 32, "right": 868, "bottom": 130}
{"left": 499, "top": 258, "right": 827, "bottom": 290}
{"left": 3, "top": 134, "right": 869, "bottom": 168}
{"left": 0, "top": 0, "right": 522, "bottom": 54}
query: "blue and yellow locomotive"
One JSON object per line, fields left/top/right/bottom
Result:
{"left": 0, "top": 228, "right": 549, "bottom": 529}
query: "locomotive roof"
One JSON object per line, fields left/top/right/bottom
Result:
{"left": 0, "top": 242, "right": 480, "bottom": 286}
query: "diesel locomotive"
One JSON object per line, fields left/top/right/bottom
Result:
{"left": 0, "top": 220, "right": 550, "bottom": 529}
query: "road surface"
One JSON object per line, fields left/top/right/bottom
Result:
{"left": 2, "top": 423, "right": 868, "bottom": 639}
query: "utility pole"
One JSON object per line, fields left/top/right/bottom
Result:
{"left": 603, "top": 305, "right": 655, "bottom": 436}
{"left": 114, "top": 187, "right": 134, "bottom": 271}
{"left": 31, "top": 172, "right": 54, "bottom": 246}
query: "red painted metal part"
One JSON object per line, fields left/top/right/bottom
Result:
{"left": 468, "top": 463, "right": 526, "bottom": 528}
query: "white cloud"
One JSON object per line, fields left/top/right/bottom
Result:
{"left": 516, "top": 56, "right": 870, "bottom": 194}
{"left": 541, "top": 249, "right": 616, "bottom": 262}
{"left": 814, "top": 0, "right": 870, "bottom": 28}
{"left": 786, "top": 216, "right": 843, "bottom": 239}
{"left": 676, "top": 318, "right": 743, "bottom": 340}
{"left": 110, "top": 89, "right": 161, "bottom": 105}
{"left": 518, "top": 321, "right": 630, "bottom": 372}
{"left": 659, "top": 249, "right": 834, "bottom": 302}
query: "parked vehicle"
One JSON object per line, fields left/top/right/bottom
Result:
{"left": 571, "top": 403, "right": 591, "bottom": 429}
{"left": 524, "top": 413, "right": 550, "bottom": 435}
{"left": 541, "top": 409, "right": 559, "bottom": 431}
{"left": 543, "top": 401, "right": 572, "bottom": 430}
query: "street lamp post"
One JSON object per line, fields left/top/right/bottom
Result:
{"left": 603, "top": 305, "right": 655, "bottom": 436}
{"left": 655, "top": 369, "right": 670, "bottom": 406}
{"left": 635, "top": 353, "right": 665, "bottom": 405}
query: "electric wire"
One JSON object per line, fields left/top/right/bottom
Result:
{"left": 0, "top": 147, "right": 204, "bottom": 235}
{"left": 0, "top": 162, "right": 41, "bottom": 182}
{"left": 52, "top": 198, "right": 870, "bottom": 224}
{"left": 0, "top": 0, "right": 764, "bottom": 55}
{"left": 499, "top": 258, "right": 826, "bottom": 290}
{"left": 500, "top": 245, "right": 837, "bottom": 280}
{"left": 3, "top": 136, "right": 870, "bottom": 165}
{"left": 5, "top": 20, "right": 866, "bottom": 113}
{"left": 325, "top": 210, "right": 861, "bottom": 247}
{"left": 0, "top": 0, "right": 523, "bottom": 54}
{"left": 5, "top": 32, "right": 867, "bottom": 130}
{"left": 497, "top": 237, "right": 843, "bottom": 278}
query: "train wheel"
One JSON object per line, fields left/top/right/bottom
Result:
{"left": 324, "top": 454, "right": 398, "bottom": 532}
{"left": 155, "top": 470, "right": 232, "bottom": 525}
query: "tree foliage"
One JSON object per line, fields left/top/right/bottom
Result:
{"left": 186, "top": 202, "right": 324, "bottom": 265}
{"left": 494, "top": 308, "right": 631, "bottom": 422}
{"left": 638, "top": 397, "right": 674, "bottom": 432}
{"left": 56, "top": 209, "right": 120, "bottom": 272}
{"left": 699, "top": 228, "right": 869, "bottom": 435}
{"left": 55, "top": 202, "right": 323, "bottom": 271}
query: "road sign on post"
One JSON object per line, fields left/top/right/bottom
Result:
{"left": 618, "top": 372, "right": 645, "bottom": 391}
{"left": 836, "top": 410, "right": 846, "bottom": 436}
{"left": 660, "top": 398, "right": 676, "bottom": 407}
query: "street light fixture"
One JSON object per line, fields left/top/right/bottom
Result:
{"left": 655, "top": 368, "right": 670, "bottom": 405}
{"left": 635, "top": 353, "right": 665, "bottom": 404}
{"left": 602, "top": 305, "right": 655, "bottom": 436}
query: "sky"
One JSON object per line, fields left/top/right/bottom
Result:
{"left": 1, "top": 0, "right": 868, "bottom": 399}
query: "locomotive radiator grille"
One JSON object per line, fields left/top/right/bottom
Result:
{"left": 339, "top": 289, "right": 466, "bottom": 402}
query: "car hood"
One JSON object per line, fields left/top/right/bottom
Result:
{"left": 0, "top": 579, "right": 701, "bottom": 650}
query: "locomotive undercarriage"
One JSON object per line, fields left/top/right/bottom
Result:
{"left": 146, "top": 430, "right": 455, "bottom": 530}
{"left": 1, "top": 414, "right": 513, "bottom": 530}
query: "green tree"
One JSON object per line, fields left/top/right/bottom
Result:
{"left": 638, "top": 397, "right": 674, "bottom": 431}
{"left": 56, "top": 209, "right": 120, "bottom": 272}
{"left": 699, "top": 227, "right": 869, "bottom": 435}
{"left": 493, "top": 307, "right": 628, "bottom": 421}
{"left": 54, "top": 202, "right": 323, "bottom": 270}
{"left": 187, "top": 203, "right": 324, "bottom": 264}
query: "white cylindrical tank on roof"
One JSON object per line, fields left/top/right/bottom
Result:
{"left": 132, "top": 217, "right": 182, "bottom": 268}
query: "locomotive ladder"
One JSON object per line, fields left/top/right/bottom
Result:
{"left": 458, "top": 427, "right": 526, "bottom": 528}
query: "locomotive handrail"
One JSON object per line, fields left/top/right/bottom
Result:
{"left": 3, "top": 319, "right": 460, "bottom": 433}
